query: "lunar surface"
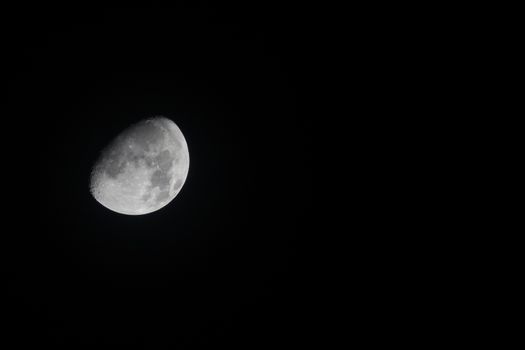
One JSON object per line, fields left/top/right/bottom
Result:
{"left": 90, "top": 117, "right": 190, "bottom": 215}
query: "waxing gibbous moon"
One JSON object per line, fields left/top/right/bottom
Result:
{"left": 90, "top": 116, "right": 190, "bottom": 215}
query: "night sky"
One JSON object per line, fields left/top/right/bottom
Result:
{"left": 7, "top": 4, "right": 313, "bottom": 348}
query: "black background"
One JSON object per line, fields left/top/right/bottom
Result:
{"left": 7, "top": 3, "right": 313, "bottom": 348}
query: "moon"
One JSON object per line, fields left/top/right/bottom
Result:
{"left": 90, "top": 116, "right": 190, "bottom": 215}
